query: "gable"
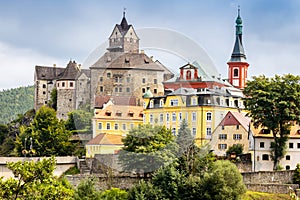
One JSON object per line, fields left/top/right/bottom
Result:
{"left": 124, "top": 26, "right": 139, "bottom": 40}
{"left": 109, "top": 26, "right": 122, "bottom": 39}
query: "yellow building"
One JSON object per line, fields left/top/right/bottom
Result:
{"left": 86, "top": 133, "right": 123, "bottom": 158}
{"left": 93, "top": 103, "right": 143, "bottom": 138}
{"left": 143, "top": 87, "right": 246, "bottom": 145}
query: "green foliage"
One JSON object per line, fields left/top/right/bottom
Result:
{"left": 176, "top": 119, "right": 194, "bottom": 155}
{"left": 63, "top": 166, "right": 80, "bottom": 175}
{"left": 65, "top": 109, "right": 93, "bottom": 133}
{"left": 226, "top": 144, "right": 244, "bottom": 156}
{"left": 0, "top": 85, "right": 34, "bottom": 124}
{"left": 129, "top": 150, "right": 246, "bottom": 200}
{"left": 74, "top": 178, "right": 102, "bottom": 200}
{"left": 127, "top": 180, "right": 163, "bottom": 200}
{"left": 119, "top": 124, "right": 178, "bottom": 176}
{"left": 293, "top": 163, "right": 300, "bottom": 185}
{"left": 0, "top": 124, "right": 8, "bottom": 145}
{"left": 15, "top": 106, "right": 75, "bottom": 156}
{"left": 244, "top": 74, "right": 300, "bottom": 170}
{"left": 48, "top": 88, "right": 57, "bottom": 110}
{"left": 100, "top": 188, "right": 128, "bottom": 200}
{"left": 0, "top": 156, "right": 74, "bottom": 199}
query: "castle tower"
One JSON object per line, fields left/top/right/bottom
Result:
{"left": 107, "top": 10, "right": 139, "bottom": 53}
{"left": 227, "top": 8, "right": 249, "bottom": 89}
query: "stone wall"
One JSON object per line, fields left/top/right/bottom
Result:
{"left": 242, "top": 170, "right": 299, "bottom": 194}
{"left": 0, "top": 156, "right": 77, "bottom": 180}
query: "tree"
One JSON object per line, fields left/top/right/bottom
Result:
{"left": 118, "top": 124, "right": 178, "bottom": 176}
{"left": 0, "top": 157, "right": 74, "bottom": 199}
{"left": 100, "top": 188, "right": 128, "bottom": 200}
{"left": 293, "top": 163, "right": 300, "bottom": 186}
{"left": 244, "top": 74, "right": 300, "bottom": 170}
{"left": 65, "top": 109, "right": 92, "bottom": 133}
{"left": 74, "top": 178, "right": 102, "bottom": 200}
{"left": 0, "top": 124, "right": 8, "bottom": 145}
{"left": 201, "top": 160, "right": 246, "bottom": 200}
{"left": 226, "top": 144, "right": 244, "bottom": 156}
{"left": 15, "top": 106, "right": 75, "bottom": 156}
{"left": 48, "top": 88, "right": 57, "bottom": 110}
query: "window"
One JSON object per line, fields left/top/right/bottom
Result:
{"left": 159, "top": 100, "right": 163, "bottom": 107}
{"left": 142, "top": 78, "right": 146, "bottom": 83}
{"left": 43, "top": 91, "right": 46, "bottom": 95}
{"left": 154, "top": 79, "right": 157, "bottom": 84}
{"left": 126, "top": 87, "right": 130, "bottom": 92}
{"left": 106, "top": 123, "right": 111, "bottom": 130}
{"left": 186, "top": 70, "right": 191, "bottom": 80}
{"left": 154, "top": 89, "right": 157, "bottom": 94}
{"left": 172, "top": 112, "right": 176, "bottom": 122}
{"left": 160, "top": 114, "right": 164, "bottom": 123}
{"left": 42, "top": 84, "right": 46, "bottom": 88}
{"left": 166, "top": 113, "right": 170, "bottom": 122}
{"left": 142, "top": 88, "right": 146, "bottom": 93}
{"left": 98, "top": 123, "right": 102, "bottom": 130}
{"left": 172, "top": 128, "right": 176, "bottom": 136}
{"left": 233, "top": 68, "right": 239, "bottom": 77}
{"left": 192, "top": 128, "right": 196, "bottom": 137}
{"left": 178, "top": 112, "right": 182, "bottom": 121}
{"left": 130, "top": 123, "right": 134, "bottom": 130}
{"left": 122, "top": 124, "right": 126, "bottom": 130}
{"left": 126, "top": 77, "right": 130, "bottom": 83}
{"left": 99, "top": 77, "right": 103, "bottom": 82}
{"left": 206, "top": 128, "right": 212, "bottom": 136}
{"left": 119, "top": 87, "right": 122, "bottom": 92}
{"left": 262, "top": 154, "right": 269, "bottom": 160}
{"left": 221, "top": 125, "right": 225, "bottom": 130}
{"left": 286, "top": 165, "right": 291, "bottom": 170}
{"left": 149, "top": 101, "right": 154, "bottom": 108}
{"left": 286, "top": 155, "right": 291, "bottom": 160}
{"left": 298, "top": 143, "right": 300, "bottom": 149}
{"left": 114, "top": 123, "right": 119, "bottom": 130}
{"left": 170, "top": 99, "right": 178, "bottom": 106}
{"left": 70, "top": 82, "right": 74, "bottom": 87}
{"left": 192, "top": 112, "right": 197, "bottom": 122}
{"left": 260, "top": 142, "right": 265, "bottom": 148}
{"left": 236, "top": 125, "right": 239, "bottom": 130}
{"left": 218, "top": 144, "right": 227, "bottom": 150}
{"left": 206, "top": 112, "right": 212, "bottom": 121}
{"left": 100, "top": 86, "right": 103, "bottom": 92}
{"left": 62, "top": 82, "right": 65, "bottom": 87}
{"left": 219, "top": 134, "right": 227, "bottom": 140}
{"left": 115, "top": 87, "right": 118, "bottom": 93}
{"left": 233, "top": 134, "right": 242, "bottom": 140}
{"left": 107, "top": 73, "right": 111, "bottom": 78}
{"left": 150, "top": 114, "right": 153, "bottom": 124}
{"left": 191, "top": 97, "right": 197, "bottom": 105}
{"left": 289, "top": 143, "right": 294, "bottom": 149}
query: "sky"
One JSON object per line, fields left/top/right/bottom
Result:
{"left": 0, "top": 0, "right": 300, "bottom": 90}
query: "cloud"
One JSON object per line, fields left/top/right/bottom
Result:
{"left": 0, "top": 41, "right": 65, "bottom": 90}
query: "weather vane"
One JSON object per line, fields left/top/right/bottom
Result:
{"left": 123, "top": 7, "right": 126, "bottom": 17}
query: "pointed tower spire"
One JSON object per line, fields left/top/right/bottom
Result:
{"left": 227, "top": 7, "right": 249, "bottom": 89}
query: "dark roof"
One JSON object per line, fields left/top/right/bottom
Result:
{"left": 94, "top": 95, "right": 137, "bottom": 108}
{"left": 35, "top": 65, "right": 65, "bottom": 80}
{"left": 229, "top": 35, "right": 246, "bottom": 62}
{"left": 59, "top": 60, "right": 81, "bottom": 80}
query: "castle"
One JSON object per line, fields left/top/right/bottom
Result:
{"left": 34, "top": 12, "right": 173, "bottom": 119}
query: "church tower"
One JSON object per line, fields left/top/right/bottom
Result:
{"left": 227, "top": 8, "right": 249, "bottom": 89}
{"left": 107, "top": 10, "right": 139, "bottom": 53}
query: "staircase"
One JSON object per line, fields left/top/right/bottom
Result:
{"left": 79, "top": 159, "right": 91, "bottom": 174}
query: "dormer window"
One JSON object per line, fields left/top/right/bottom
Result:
{"left": 159, "top": 100, "right": 164, "bottom": 107}
{"left": 125, "top": 57, "right": 130, "bottom": 63}
{"left": 116, "top": 111, "right": 122, "bottom": 117}
{"left": 128, "top": 111, "right": 134, "bottom": 117}
{"left": 105, "top": 111, "right": 111, "bottom": 116}
{"left": 149, "top": 101, "right": 154, "bottom": 108}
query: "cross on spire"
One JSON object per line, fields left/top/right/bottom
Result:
{"left": 123, "top": 7, "right": 126, "bottom": 18}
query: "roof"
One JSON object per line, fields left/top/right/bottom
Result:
{"left": 219, "top": 111, "right": 250, "bottom": 131}
{"left": 35, "top": 65, "right": 65, "bottom": 80}
{"left": 86, "top": 133, "right": 123, "bottom": 145}
{"left": 94, "top": 105, "right": 143, "bottom": 121}
{"left": 250, "top": 123, "right": 300, "bottom": 139}
{"left": 59, "top": 60, "right": 81, "bottom": 80}
{"left": 229, "top": 35, "right": 246, "bottom": 62}
{"left": 94, "top": 95, "right": 137, "bottom": 108}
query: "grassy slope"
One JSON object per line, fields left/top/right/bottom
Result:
{"left": 242, "top": 191, "right": 290, "bottom": 200}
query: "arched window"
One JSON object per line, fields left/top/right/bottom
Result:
{"left": 186, "top": 70, "right": 191, "bottom": 80}
{"left": 233, "top": 68, "right": 239, "bottom": 77}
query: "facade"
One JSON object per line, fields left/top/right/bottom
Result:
{"left": 93, "top": 100, "right": 143, "bottom": 138}
{"left": 34, "top": 61, "right": 90, "bottom": 119}
{"left": 210, "top": 111, "right": 250, "bottom": 156}
{"left": 143, "top": 86, "right": 245, "bottom": 145}
{"left": 249, "top": 124, "right": 300, "bottom": 171}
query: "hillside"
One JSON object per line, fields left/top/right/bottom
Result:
{"left": 0, "top": 86, "right": 34, "bottom": 124}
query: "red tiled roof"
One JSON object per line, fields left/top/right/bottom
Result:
{"left": 220, "top": 111, "right": 250, "bottom": 131}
